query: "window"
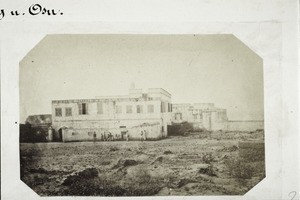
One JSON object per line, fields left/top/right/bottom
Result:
{"left": 168, "top": 103, "right": 172, "bottom": 112}
{"left": 142, "top": 93, "right": 148, "bottom": 99}
{"left": 65, "top": 107, "right": 72, "bottom": 116}
{"left": 137, "top": 105, "right": 143, "bottom": 113}
{"left": 97, "top": 102, "right": 103, "bottom": 114}
{"left": 175, "top": 113, "right": 182, "bottom": 120}
{"left": 126, "top": 105, "right": 132, "bottom": 113}
{"left": 199, "top": 113, "right": 203, "bottom": 120}
{"left": 78, "top": 103, "right": 88, "bottom": 115}
{"left": 161, "top": 102, "right": 166, "bottom": 113}
{"left": 88, "top": 132, "right": 93, "bottom": 136}
{"left": 168, "top": 103, "right": 173, "bottom": 112}
{"left": 193, "top": 114, "right": 197, "bottom": 120}
{"left": 116, "top": 105, "right": 122, "bottom": 114}
{"left": 148, "top": 105, "right": 154, "bottom": 113}
{"left": 55, "top": 108, "right": 62, "bottom": 117}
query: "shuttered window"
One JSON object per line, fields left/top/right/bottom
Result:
{"left": 65, "top": 107, "right": 72, "bottom": 116}
{"left": 97, "top": 102, "right": 103, "bottom": 114}
{"left": 55, "top": 108, "right": 62, "bottom": 117}
{"left": 161, "top": 102, "right": 166, "bottom": 113}
{"left": 78, "top": 103, "right": 88, "bottom": 115}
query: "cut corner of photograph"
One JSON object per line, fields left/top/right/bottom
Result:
{"left": 19, "top": 34, "right": 266, "bottom": 196}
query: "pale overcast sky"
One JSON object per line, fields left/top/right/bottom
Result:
{"left": 20, "top": 34, "right": 264, "bottom": 123}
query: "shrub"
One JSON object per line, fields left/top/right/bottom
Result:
{"left": 32, "top": 174, "right": 49, "bottom": 186}
{"left": 110, "top": 146, "right": 119, "bottom": 152}
{"left": 125, "top": 167, "right": 162, "bottom": 196}
{"left": 61, "top": 175, "right": 125, "bottom": 196}
{"left": 217, "top": 145, "right": 238, "bottom": 152}
{"left": 198, "top": 164, "right": 217, "bottom": 176}
{"left": 179, "top": 123, "right": 194, "bottom": 136}
{"left": 176, "top": 178, "right": 193, "bottom": 188}
{"left": 100, "top": 160, "right": 111, "bottom": 165}
{"left": 62, "top": 168, "right": 98, "bottom": 186}
{"left": 238, "top": 141, "right": 265, "bottom": 162}
{"left": 20, "top": 146, "right": 43, "bottom": 179}
{"left": 19, "top": 123, "right": 48, "bottom": 143}
{"left": 201, "top": 152, "right": 215, "bottom": 164}
{"left": 224, "top": 158, "right": 254, "bottom": 179}
{"left": 112, "top": 159, "right": 138, "bottom": 169}
{"left": 163, "top": 150, "right": 173, "bottom": 155}
{"left": 198, "top": 132, "right": 210, "bottom": 139}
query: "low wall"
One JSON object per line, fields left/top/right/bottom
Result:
{"left": 227, "top": 120, "right": 264, "bottom": 132}
{"left": 211, "top": 122, "right": 228, "bottom": 131}
{"left": 62, "top": 123, "right": 162, "bottom": 142}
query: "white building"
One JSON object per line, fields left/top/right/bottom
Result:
{"left": 51, "top": 86, "right": 172, "bottom": 142}
{"left": 172, "top": 103, "right": 228, "bottom": 131}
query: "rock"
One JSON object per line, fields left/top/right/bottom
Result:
{"left": 151, "top": 156, "right": 163, "bottom": 165}
{"left": 62, "top": 168, "right": 98, "bottom": 186}
{"left": 122, "top": 159, "right": 138, "bottom": 167}
{"left": 110, "top": 146, "right": 119, "bottom": 151}
{"left": 112, "top": 159, "right": 138, "bottom": 169}
{"left": 163, "top": 150, "right": 173, "bottom": 155}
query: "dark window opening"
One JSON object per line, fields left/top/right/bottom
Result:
{"left": 55, "top": 108, "right": 62, "bottom": 117}
{"left": 82, "top": 103, "right": 87, "bottom": 114}
{"left": 78, "top": 103, "right": 88, "bottom": 115}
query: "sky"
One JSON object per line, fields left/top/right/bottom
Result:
{"left": 19, "top": 34, "right": 264, "bottom": 123}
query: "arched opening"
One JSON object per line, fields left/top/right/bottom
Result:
{"left": 58, "top": 128, "right": 63, "bottom": 141}
{"left": 53, "top": 128, "right": 63, "bottom": 142}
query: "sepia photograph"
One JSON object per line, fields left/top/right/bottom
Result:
{"left": 19, "top": 34, "right": 265, "bottom": 196}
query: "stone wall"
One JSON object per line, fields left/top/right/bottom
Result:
{"left": 227, "top": 120, "right": 264, "bottom": 132}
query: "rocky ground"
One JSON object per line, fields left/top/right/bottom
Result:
{"left": 20, "top": 130, "right": 265, "bottom": 196}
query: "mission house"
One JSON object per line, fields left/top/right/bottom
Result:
{"left": 51, "top": 86, "right": 172, "bottom": 142}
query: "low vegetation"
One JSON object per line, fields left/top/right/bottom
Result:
{"left": 20, "top": 129, "right": 265, "bottom": 196}
{"left": 201, "top": 152, "right": 215, "bottom": 164}
{"left": 20, "top": 123, "right": 48, "bottom": 143}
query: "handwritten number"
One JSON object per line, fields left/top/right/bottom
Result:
{"left": 289, "top": 191, "right": 297, "bottom": 200}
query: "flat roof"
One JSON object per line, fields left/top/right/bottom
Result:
{"left": 53, "top": 88, "right": 171, "bottom": 103}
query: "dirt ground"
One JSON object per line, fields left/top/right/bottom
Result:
{"left": 20, "top": 130, "right": 265, "bottom": 196}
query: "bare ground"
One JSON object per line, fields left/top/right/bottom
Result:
{"left": 20, "top": 130, "right": 265, "bottom": 196}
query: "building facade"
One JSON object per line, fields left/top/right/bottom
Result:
{"left": 51, "top": 87, "right": 172, "bottom": 142}
{"left": 171, "top": 103, "right": 228, "bottom": 131}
